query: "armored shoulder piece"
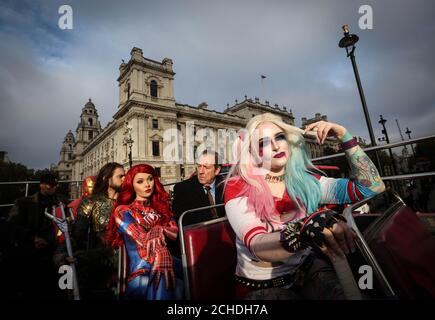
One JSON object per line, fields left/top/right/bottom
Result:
{"left": 77, "top": 197, "right": 95, "bottom": 218}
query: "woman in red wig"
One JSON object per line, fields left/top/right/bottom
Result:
{"left": 106, "top": 164, "right": 183, "bottom": 299}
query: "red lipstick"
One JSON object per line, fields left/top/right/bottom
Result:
{"left": 274, "top": 152, "right": 285, "bottom": 158}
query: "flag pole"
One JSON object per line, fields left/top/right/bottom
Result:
{"left": 260, "top": 74, "right": 266, "bottom": 101}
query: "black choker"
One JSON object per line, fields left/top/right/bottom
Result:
{"left": 265, "top": 173, "right": 285, "bottom": 183}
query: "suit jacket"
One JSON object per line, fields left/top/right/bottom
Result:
{"left": 169, "top": 175, "right": 225, "bottom": 258}
{"left": 172, "top": 175, "right": 225, "bottom": 226}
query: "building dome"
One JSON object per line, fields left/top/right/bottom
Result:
{"left": 84, "top": 98, "right": 96, "bottom": 109}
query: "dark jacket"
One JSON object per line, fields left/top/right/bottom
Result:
{"left": 172, "top": 174, "right": 225, "bottom": 226}
{"left": 7, "top": 192, "right": 62, "bottom": 252}
{"left": 169, "top": 175, "right": 225, "bottom": 258}
{"left": 5, "top": 192, "right": 65, "bottom": 298}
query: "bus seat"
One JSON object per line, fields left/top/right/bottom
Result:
{"left": 181, "top": 217, "right": 237, "bottom": 299}
{"left": 364, "top": 204, "right": 435, "bottom": 298}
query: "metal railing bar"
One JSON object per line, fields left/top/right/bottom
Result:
{"left": 381, "top": 171, "right": 435, "bottom": 181}
{"left": 312, "top": 134, "right": 435, "bottom": 162}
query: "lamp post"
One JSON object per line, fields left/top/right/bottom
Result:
{"left": 339, "top": 25, "right": 377, "bottom": 146}
{"left": 378, "top": 115, "right": 398, "bottom": 175}
{"left": 405, "top": 127, "right": 416, "bottom": 157}
{"left": 123, "top": 122, "right": 134, "bottom": 169}
{"left": 338, "top": 25, "right": 382, "bottom": 174}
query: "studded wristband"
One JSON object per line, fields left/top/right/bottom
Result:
{"left": 280, "top": 210, "right": 347, "bottom": 252}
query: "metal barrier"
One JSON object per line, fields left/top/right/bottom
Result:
{"left": 311, "top": 134, "right": 435, "bottom": 162}
{"left": 343, "top": 190, "right": 399, "bottom": 298}
{"left": 0, "top": 180, "right": 81, "bottom": 209}
{"left": 1, "top": 134, "right": 434, "bottom": 209}
{"left": 0, "top": 180, "right": 183, "bottom": 209}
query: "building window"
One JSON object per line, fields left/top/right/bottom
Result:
{"left": 152, "top": 119, "right": 158, "bottom": 129}
{"left": 88, "top": 118, "right": 93, "bottom": 126}
{"left": 152, "top": 141, "right": 160, "bottom": 156}
{"left": 88, "top": 131, "right": 93, "bottom": 140}
{"left": 150, "top": 80, "right": 158, "bottom": 97}
{"left": 155, "top": 167, "right": 161, "bottom": 177}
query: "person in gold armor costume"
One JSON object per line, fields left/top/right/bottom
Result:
{"left": 72, "top": 162, "right": 125, "bottom": 299}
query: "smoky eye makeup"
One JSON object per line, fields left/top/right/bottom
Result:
{"left": 259, "top": 132, "right": 286, "bottom": 149}
{"left": 275, "top": 132, "right": 287, "bottom": 142}
{"left": 258, "top": 137, "right": 271, "bottom": 150}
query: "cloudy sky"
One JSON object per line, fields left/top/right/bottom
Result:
{"left": 0, "top": 0, "right": 434, "bottom": 169}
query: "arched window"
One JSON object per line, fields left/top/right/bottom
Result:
{"left": 88, "top": 118, "right": 93, "bottom": 126}
{"left": 150, "top": 80, "right": 158, "bottom": 98}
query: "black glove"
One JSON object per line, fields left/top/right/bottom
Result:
{"left": 280, "top": 210, "right": 346, "bottom": 252}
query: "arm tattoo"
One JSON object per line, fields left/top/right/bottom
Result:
{"left": 346, "top": 145, "right": 384, "bottom": 191}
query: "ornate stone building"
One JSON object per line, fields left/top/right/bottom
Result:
{"left": 56, "top": 130, "right": 75, "bottom": 180}
{"left": 55, "top": 47, "right": 336, "bottom": 190}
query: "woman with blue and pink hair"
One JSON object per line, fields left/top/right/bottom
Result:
{"left": 224, "top": 113, "right": 385, "bottom": 299}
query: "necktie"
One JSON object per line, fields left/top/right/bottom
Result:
{"left": 204, "top": 186, "right": 218, "bottom": 219}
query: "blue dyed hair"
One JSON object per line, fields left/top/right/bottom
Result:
{"left": 284, "top": 139, "right": 321, "bottom": 214}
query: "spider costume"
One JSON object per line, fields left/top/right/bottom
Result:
{"left": 114, "top": 200, "right": 184, "bottom": 299}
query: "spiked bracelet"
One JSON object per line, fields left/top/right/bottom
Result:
{"left": 280, "top": 210, "right": 347, "bottom": 252}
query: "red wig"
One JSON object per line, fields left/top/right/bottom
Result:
{"left": 105, "top": 164, "right": 172, "bottom": 248}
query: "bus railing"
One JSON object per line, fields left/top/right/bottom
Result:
{"left": 1, "top": 134, "right": 434, "bottom": 209}
{"left": 311, "top": 134, "right": 435, "bottom": 162}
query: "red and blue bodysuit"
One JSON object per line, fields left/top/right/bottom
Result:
{"left": 114, "top": 200, "right": 184, "bottom": 299}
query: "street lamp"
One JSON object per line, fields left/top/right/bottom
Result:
{"left": 339, "top": 25, "right": 382, "bottom": 174}
{"left": 339, "top": 25, "right": 377, "bottom": 146}
{"left": 123, "top": 122, "right": 134, "bottom": 168}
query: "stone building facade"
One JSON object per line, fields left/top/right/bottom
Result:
{"left": 55, "top": 47, "right": 337, "bottom": 191}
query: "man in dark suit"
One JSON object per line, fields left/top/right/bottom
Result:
{"left": 170, "top": 150, "right": 225, "bottom": 257}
